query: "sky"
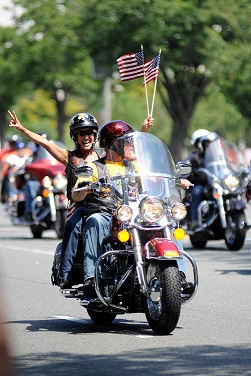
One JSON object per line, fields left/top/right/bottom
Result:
{"left": 0, "top": 0, "right": 23, "bottom": 26}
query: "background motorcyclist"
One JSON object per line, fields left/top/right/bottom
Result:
{"left": 71, "top": 121, "right": 193, "bottom": 299}
{"left": 184, "top": 129, "right": 211, "bottom": 230}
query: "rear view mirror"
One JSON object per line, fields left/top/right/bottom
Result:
{"left": 74, "top": 166, "right": 94, "bottom": 178}
{"left": 175, "top": 162, "right": 192, "bottom": 177}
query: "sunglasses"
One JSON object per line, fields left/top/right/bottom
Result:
{"left": 77, "top": 129, "right": 96, "bottom": 137}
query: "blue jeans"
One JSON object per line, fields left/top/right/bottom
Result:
{"left": 190, "top": 184, "right": 204, "bottom": 221}
{"left": 83, "top": 213, "right": 112, "bottom": 281}
{"left": 59, "top": 206, "right": 85, "bottom": 280}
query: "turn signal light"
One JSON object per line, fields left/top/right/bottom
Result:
{"left": 42, "top": 188, "right": 50, "bottom": 198}
{"left": 173, "top": 228, "right": 185, "bottom": 240}
{"left": 117, "top": 229, "right": 130, "bottom": 242}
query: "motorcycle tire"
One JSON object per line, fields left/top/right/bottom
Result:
{"left": 55, "top": 209, "right": 66, "bottom": 239}
{"left": 144, "top": 261, "right": 181, "bottom": 335}
{"left": 225, "top": 211, "right": 246, "bottom": 251}
{"left": 87, "top": 309, "right": 117, "bottom": 325}
{"left": 30, "top": 224, "right": 44, "bottom": 239}
{"left": 190, "top": 234, "right": 207, "bottom": 249}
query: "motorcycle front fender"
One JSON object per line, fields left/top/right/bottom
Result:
{"left": 229, "top": 198, "right": 246, "bottom": 211}
{"left": 54, "top": 193, "right": 68, "bottom": 210}
{"left": 144, "top": 238, "right": 181, "bottom": 259}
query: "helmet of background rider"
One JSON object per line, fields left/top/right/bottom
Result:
{"left": 98, "top": 121, "right": 134, "bottom": 153}
{"left": 191, "top": 129, "right": 210, "bottom": 149}
{"left": 7, "top": 134, "right": 24, "bottom": 150}
{"left": 198, "top": 132, "right": 219, "bottom": 151}
{"left": 69, "top": 113, "right": 99, "bottom": 147}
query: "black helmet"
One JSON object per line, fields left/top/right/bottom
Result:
{"left": 7, "top": 134, "right": 24, "bottom": 149}
{"left": 69, "top": 113, "right": 98, "bottom": 143}
{"left": 98, "top": 120, "right": 134, "bottom": 148}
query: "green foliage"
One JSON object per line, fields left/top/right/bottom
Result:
{"left": 1, "top": 0, "right": 251, "bottom": 158}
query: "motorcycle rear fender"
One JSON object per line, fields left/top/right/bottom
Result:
{"left": 143, "top": 238, "right": 181, "bottom": 259}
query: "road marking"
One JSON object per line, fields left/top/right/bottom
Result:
{"left": 0, "top": 244, "right": 54, "bottom": 255}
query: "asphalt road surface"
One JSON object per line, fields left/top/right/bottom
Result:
{"left": 0, "top": 203, "right": 251, "bottom": 376}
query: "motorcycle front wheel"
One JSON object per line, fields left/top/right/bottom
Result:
{"left": 144, "top": 261, "right": 182, "bottom": 335}
{"left": 225, "top": 211, "right": 246, "bottom": 251}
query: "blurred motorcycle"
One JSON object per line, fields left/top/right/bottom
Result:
{"left": 184, "top": 134, "right": 250, "bottom": 250}
{"left": 8, "top": 144, "right": 67, "bottom": 239}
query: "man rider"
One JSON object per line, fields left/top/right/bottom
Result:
{"left": 184, "top": 129, "right": 210, "bottom": 230}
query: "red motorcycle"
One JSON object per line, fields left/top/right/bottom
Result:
{"left": 52, "top": 132, "right": 198, "bottom": 335}
{"left": 9, "top": 145, "right": 68, "bottom": 238}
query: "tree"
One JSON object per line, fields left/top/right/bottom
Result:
{"left": 0, "top": 26, "right": 31, "bottom": 146}
{"left": 70, "top": 0, "right": 251, "bottom": 160}
{"left": 11, "top": 0, "right": 102, "bottom": 144}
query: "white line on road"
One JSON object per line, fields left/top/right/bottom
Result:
{"left": 0, "top": 244, "right": 54, "bottom": 255}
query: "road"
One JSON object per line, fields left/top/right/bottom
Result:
{"left": 0, "top": 203, "right": 251, "bottom": 375}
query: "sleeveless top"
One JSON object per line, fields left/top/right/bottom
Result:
{"left": 65, "top": 147, "right": 105, "bottom": 202}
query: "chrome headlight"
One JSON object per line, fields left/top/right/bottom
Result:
{"left": 117, "top": 205, "right": 133, "bottom": 222}
{"left": 140, "top": 196, "right": 165, "bottom": 223}
{"left": 223, "top": 175, "right": 239, "bottom": 192}
{"left": 171, "top": 203, "right": 187, "bottom": 220}
{"left": 53, "top": 174, "right": 67, "bottom": 191}
{"left": 42, "top": 176, "right": 52, "bottom": 188}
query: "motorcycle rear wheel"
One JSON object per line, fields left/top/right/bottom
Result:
{"left": 87, "top": 309, "right": 117, "bottom": 325}
{"left": 144, "top": 261, "right": 182, "bottom": 335}
{"left": 225, "top": 211, "right": 246, "bottom": 251}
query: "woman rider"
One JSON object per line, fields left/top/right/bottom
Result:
{"left": 8, "top": 110, "right": 154, "bottom": 288}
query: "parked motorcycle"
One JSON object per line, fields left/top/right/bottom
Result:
{"left": 52, "top": 132, "right": 198, "bottom": 335}
{"left": 8, "top": 145, "right": 68, "bottom": 239}
{"left": 184, "top": 134, "right": 249, "bottom": 250}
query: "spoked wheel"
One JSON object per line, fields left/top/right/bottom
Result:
{"left": 87, "top": 309, "right": 117, "bottom": 325}
{"left": 144, "top": 261, "right": 182, "bottom": 335}
{"left": 225, "top": 211, "right": 246, "bottom": 251}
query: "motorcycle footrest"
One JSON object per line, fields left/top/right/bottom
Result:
{"left": 60, "top": 287, "right": 81, "bottom": 297}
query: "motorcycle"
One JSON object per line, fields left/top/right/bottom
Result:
{"left": 184, "top": 135, "right": 250, "bottom": 250}
{"left": 8, "top": 145, "right": 68, "bottom": 239}
{"left": 52, "top": 132, "right": 198, "bottom": 335}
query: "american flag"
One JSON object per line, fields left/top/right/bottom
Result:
{"left": 143, "top": 53, "right": 161, "bottom": 85}
{"left": 116, "top": 51, "right": 152, "bottom": 82}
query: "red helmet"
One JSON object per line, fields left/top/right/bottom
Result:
{"left": 98, "top": 120, "right": 133, "bottom": 148}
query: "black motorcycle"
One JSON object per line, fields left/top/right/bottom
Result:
{"left": 184, "top": 135, "right": 249, "bottom": 250}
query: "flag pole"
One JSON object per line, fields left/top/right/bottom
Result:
{"left": 150, "top": 49, "right": 161, "bottom": 117}
{"left": 141, "top": 45, "right": 150, "bottom": 116}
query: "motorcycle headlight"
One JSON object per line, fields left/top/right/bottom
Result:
{"left": 117, "top": 205, "right": 133, "bottom": 222}
{"left": 171, "top": 203, "right": 187, "bottom": 220}
{"left": 42, "top": 176, "right": 52, "bottom": 188}
{"left": 53, "top": 174, "right": 67, "bottom": 191}
{"left": 223, "top": 175, "right": 239, "bottom": 192}
{"left": 140, "top": 196, "right": 165, "bottom": 223}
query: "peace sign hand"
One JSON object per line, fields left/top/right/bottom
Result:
{"left": 8, "top": 110, "right": 23, "bottom": 130}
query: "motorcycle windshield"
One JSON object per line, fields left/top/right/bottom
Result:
{"left": 108, "top": 132, "right": 181, "bottom": 203}
{"left": 204, "top": 138, "right": 246, "bottom": 179}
